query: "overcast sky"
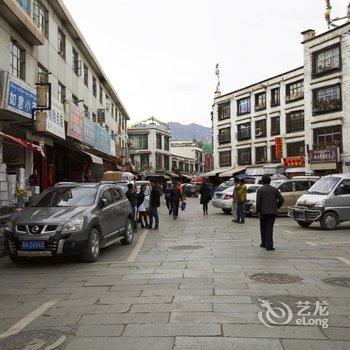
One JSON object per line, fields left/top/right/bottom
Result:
{"left": 64, "top": 0, "right": 348, "bottom": 127}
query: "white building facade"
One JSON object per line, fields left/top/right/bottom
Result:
{"left": 0, "top": 0, "right": 130, "bottom": 204}
{"left": 128, "top": 118, "right": 171, "bottom": 174}
{"left": 212, "top": 22, "right": 350, "bottom": 177}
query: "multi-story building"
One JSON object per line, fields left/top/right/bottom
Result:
{"left": 212, "top": 21, "right": 350, "bottom": 177}
{"left": 302, "top": 25, "right": 350, "bottom": 175}
{"left": 172, "top": 154, "right": 195, "bottom": 179}
{"left": 170, "top": 140, "right": 205, "bottom": 174}
{"left": 128, "top": 117, "right": 171, "bottom": 174}
{"left": 0, "top": 0, "right": 130, "bottom": 203}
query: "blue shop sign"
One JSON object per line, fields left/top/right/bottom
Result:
{"left": 94, "top": 124, "right": 111, "bottom": 155}
{"left": 84, "top": 117, "right": 95, "bottom": 146}
{"left": 5, "top": 75, "right": 37, "bottom": 119}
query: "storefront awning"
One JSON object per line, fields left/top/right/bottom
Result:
{"left": 219, "top": 166, "right": 247, "bottom": 178}
{"left": 82, "top": 151, "right": 103, "bottom": 164}
{"left": 180, "top": 173, "right": 192, "bottom": 180}
{"left": 0, "top": 131, "right": 45, "bottom": 157}
{"left": 166, "top": 171, "right": 180, "bottom": 178}
{"left": 202, "top": 168, "right": 229, "bottom": 177}
{"left": 285, "top": 167, "right": 307, "bottom": 174}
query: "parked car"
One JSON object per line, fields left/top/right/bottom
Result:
{"left": 135, "top": 181, "right": 151, "bottom": 210}
{"left": 4, "top": 182, "right": 134, "bottom": 263}
{"left": 212, "top": 184, "right": 261, "bottom": 214}
{"left": 250, "top": 177, "right": 318, "bottom": 214}
{"left": 291, "top": 174, "right": 350, "bottom": 230}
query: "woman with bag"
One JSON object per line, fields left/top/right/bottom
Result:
{"left": 199, "top": 181, "right": 211, "bottom": 216}
{"left": 137, "top": 185, "right": 149, "bottom": 228}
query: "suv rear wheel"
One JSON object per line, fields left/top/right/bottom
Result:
{"left": 82, "top": 228, "right": 100, "bottom": 263}
{"left": 121, "top": 219, "right": 134, "bottom": 245}
{"left": 320, "top": 212, "right": 338, "bottom": 231}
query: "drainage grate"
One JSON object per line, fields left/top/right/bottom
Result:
{"left": 249, "top": 273, "right": 303, "bottom": 284}
{"left": 168, "top": 245, "right": 204, "bottom": 251}
{"left": 322, "top": 277, "right": 350, "bottom": 288}
{"left": 253, "top": 295, "right": 322, "bottom": 312}
{"left": 0, "top": 330, "right": 67, "bottom": 350}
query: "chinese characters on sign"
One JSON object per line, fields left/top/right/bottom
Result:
{"left": 46, "top": 105, "right": 65, "bottom": 140}
{"left": 84, "top": 117, "right": 95, "bottom": 146}
{"left": 275, "top": 137, "right": 283, "bottom": 158}
{"left": 67, "top": 103, "right": 84, "bottom": 141}
{"left": 94, "top": 123, "right": 111, "bottom": 155}
{"left": 283, "top": 156, "right": 305, "bottom": 167}
{"left": 5, "top": 75, "right": 37, "bottom": 118}
{"left": 308, "top": 147, "right": 338, "bottom": 164}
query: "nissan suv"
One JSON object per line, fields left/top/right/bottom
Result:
{"left": 4, "top": 182, "right": 134, "bottom": 263}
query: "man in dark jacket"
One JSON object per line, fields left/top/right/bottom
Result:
{"left": 256, "top": 175, "right": 284, "bottom": 251}
{"left": 149, "top": 182, "right": 161, "bottom": 230}
{"left": 125, "top": 183, "right": 138, "bottom": 230}
{"left": 169, "top": 181, "right": 183, "bottom": 220}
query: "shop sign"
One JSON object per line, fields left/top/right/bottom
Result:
{"left": 94, "top": 124, "right": 111, "bottom": 155}
{"left": 5, "top": 74, "right": 37, "bottom": 119}
{"left": 110, "top": 139, "right": 116, "bottom": 157}
{"left": 83, "top": 117, "right": 95, "bottom": 146}
{"left": 275, "top": 137, "right": 283, "bottom": 158}
{"left": 67, "top": 103, "right": 84, "bottom": 141}
{"left": 308, "top": 147, "right": 338, "bottom": 164}
{"left": 283, "top": 156, "right": 305, "bottom": 167}
{"left": 45, "top": 101, "right": 65, "bottom": 139}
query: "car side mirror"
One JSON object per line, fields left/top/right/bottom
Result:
{"left": 100, "top": 198, "right": 108, "bottom": 207}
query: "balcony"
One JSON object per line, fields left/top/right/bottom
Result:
{"left": 286, "top": 91, "right": 304, "bottom": 103}
{"left": 313, "top": 98, "right": 342, "bottom": 115}
{"left": 0, "top": 0, "right": 44, "bottom": 45}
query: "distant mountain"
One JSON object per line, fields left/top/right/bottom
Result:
{"left": 169, "top": 122, "right": 211, "bottom": 141}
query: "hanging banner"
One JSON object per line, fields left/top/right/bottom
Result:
{"left": 282, "top": 156, "right": 305, "bottom": 167}
{"left": 83, "top": 117, "right": 95, "bottom": 146}
{"left": 67, "top": 103, "right": 84, "bottom": 141}
{"left": 5, "top": 74, "right": 37, "bottom": 119}
{"left": 94, "top": 124, "right": 111, "bottom": 155}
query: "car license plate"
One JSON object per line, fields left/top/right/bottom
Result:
{"left": 294, "top": 210, "right": 305, "bottom": 220}
{"left": 216, "top": 194, "right": 222, "bottom": 199}
{"left": 21, "top": 240, "right": 45, "bottom": 250}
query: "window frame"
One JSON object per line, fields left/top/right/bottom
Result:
{"left": 254, "top": 92, "right": 266, "bottom": 111}
{"left": 237, "top": 122, "right": 251, "bottom": 141}
{"left": 312, "top": 83, "right": 342, "bottom": 116}
{"left": 255, "top": 119, "right": 267, "bottom": 138}
{"left": 255, "top": 146, "right": 267, "bottom": 164}
{"left": 313, "top": 125, "right": 343, "bottom": 152}
{"left": 33, "top": 0, "right": 49, "bottom": 38}
{"left": 57, "top": 27, "right": 66, "bottom": 60}
{"left": 11, "top": 41, "right": 26, "bottom": 80}
{"left": 237, "top": 147, "right": 252, "bottom": 165}
{"left": 286, "top": 141, "right": 305, "bottom": 157}
{"left": 156, "top": 134, "right": 162, "bottom": 150}
{"left": 270, "top": 116, "right": 280, "bottom": 136}
{"left": 237, "top": 97, "right": 251, "bottom": 116}
{"left": 271, "top": 87, "right": 280, "bottom": 107}
{"left": 37, "top": 63, "right": 48, "bottom": 83}
{"left": 218, "top": 127, "right": 231, "bottom": 144}
{"left": 286, "top": 80, "right": 304, "bottom": 103}
{"left": 312, "top": 43, "right": 342, "bottom": 77}
{"left": 218, "top": 102, "right": 231, "bottom": 121}
{"left": 219, "top": 150, "right": 232, "bottom": 167}
{"left": 130, "top": 134, "right": 148, "bottom": 150}
{"left": 286, "top": 110, "right": 305, "bottom": 134}
{"left": 83, "top": 63, "right": 89, "bottom": 87}
{"left": 72, "top": 47, "right": 81, "bottom": 76}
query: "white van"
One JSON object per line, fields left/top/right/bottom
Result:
{"left": 291, "top": 174, "right": 350, "bottom": 230}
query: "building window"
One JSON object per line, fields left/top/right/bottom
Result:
{"left": 270, "top": 145, "right": 280, "bottom": 163}
{"left": 312, "top": 44, "right": 341, "bottom": 76}
{"left": 218, "top": 127, "right": 231, "bottom": 144}
{"left": 218, "top": 102, "right": 230, "bottom": 121}
{"left": 286, "top": 141, "right": 305, "bottom": 157}
{"left": 72, "top": 48, "right": 81, "bottom": 76}
{"left": 255, "top": 146, "right": 267, "bottom": 164}
{"left": 156, "top": 134, "right": 162, "bottom": 149}
{"left": 83, "top": 104, "right": 90, "bottom": 118}
{"left": 57, "top": 28, "right": 66, "bottom": 59}
{"left": 286, "top": 110, "right": 304, "bottom": 133}
{"left": 92, "top": 77, "right": 97, "bottom": 97}
{"left": 37, "top": 63, "right": 48, "bottom": 83}
{"left": 99, "top": 85, "right": 103, "bottom": 104}
{"left": 164, "top": 136, "right": 170, "bottom": 151}
{"left": 130, "top": 134, "right": 148, "bottom": 149}
{"left": 83, "top": 64, "right": 89, "bottom": 87}
{"left": 58, "top": 82, "right": 66, "bottom": 111}
{"left": 237, "top": 122, "right": 251, "bottom": 141}
{"left": 237, "top": 148, "right": 252, "bottom": 165}
{"left": 33, "top": 1, "right": 48, "bottom": 38}
{"left": 271, "top": 88, "right": 280, "bottom": 107}
{"left": 16, "top": 0, "right": 30, "bottom": 13}
{"left": 237, "top": 97, "right": 251, "bottom": 115}
{"left": 164, "top": 155, "right": 170, "bottom": 171}
{"left": 271, "top": 116, "right": 280, "bottom": 136}
{"left": 313, "top": 125, "right": 342, "bottom": 151}
{"left": 255, "top": 92, "right": 266, "bottom": 111}
{"left": 312, "top": 84, "right": 342, "bottom": 115}
{"left": 286, "top": 80, "right": 304, "bottom": 103}
{"left": 219, "top": 151, "right": 231, "bottom": 167}
{"left": 255, "top": 119, "right": 266, "bottom": 138}
{"left": 11, "top": 41, "right": 25, "bottom": 80}
{"left": 92, "top": 112, "right": 97, "bottom": 122}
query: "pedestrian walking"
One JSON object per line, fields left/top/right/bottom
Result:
{"left": 169, "top": 181, "right": 183, "bottom": 220}
{"left": 125, "top": 183, "right": 138, "bottom": 231}
{"left": 256, "top": 174, "right": 284, "bottom": 251}
{"left": 231, "top": 177, "right": 239, "bottom": 223}
{"left": 149, "top": 182, "right": 160, "bottom": 230}
{"left": 164, "top": 181, "right": 173, "bottom": 215}
{"left": 199, "top": 181, "right": 211, "bottom": 215}
{"left": 137, "top": 184, "right": 149, "bottom": 229}
{"left": 236, "top": 179, "right": 247, "bottom": 224}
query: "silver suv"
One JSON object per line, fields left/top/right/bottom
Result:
{"left": 291, "top": 174, "right": 350, "bottom": 230}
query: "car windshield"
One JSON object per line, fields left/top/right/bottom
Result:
{"left": 271, "top": 181, "right": 284, "bottom": 188}
{"left": 32, "top": 187, "right": 97, "bottom": 207}
{"left": 307, "top": 177, "right": 341, "bottom": 195}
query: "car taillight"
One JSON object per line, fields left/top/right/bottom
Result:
{"left": 224, "top": 194, "right": 233, "bottom": 200}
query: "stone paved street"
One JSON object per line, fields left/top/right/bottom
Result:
{"left": 0, "top": 198, "right": 350, "bottom": 349}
